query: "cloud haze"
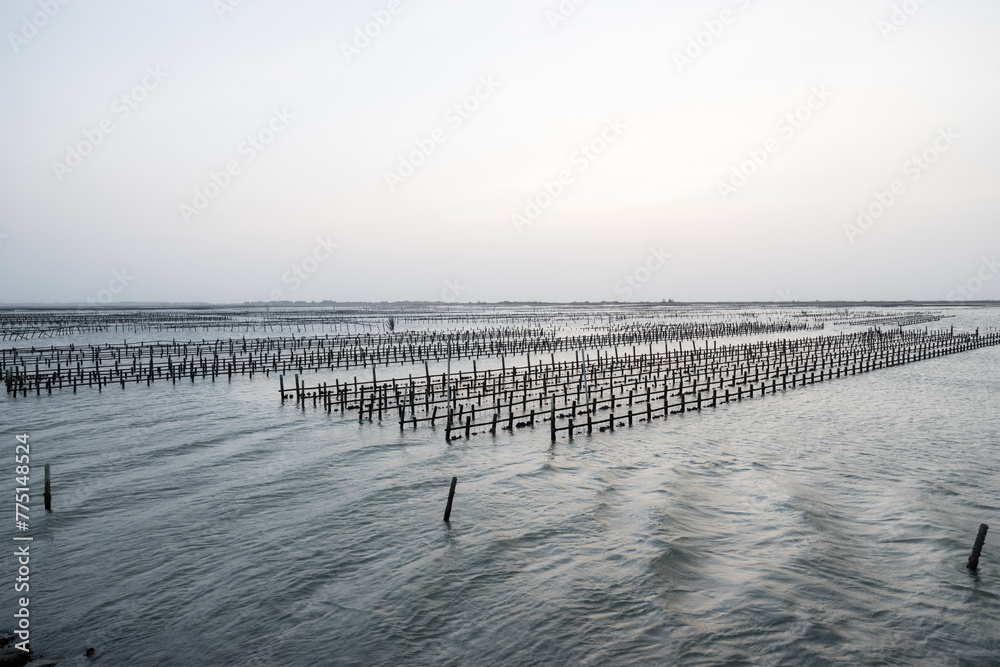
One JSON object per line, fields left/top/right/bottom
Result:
{"left": 1, "top": 0, "right": 998, "bottom": 303}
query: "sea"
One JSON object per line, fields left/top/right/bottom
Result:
{"left": 3, "top": 305, "right": 998, "bottom": 666}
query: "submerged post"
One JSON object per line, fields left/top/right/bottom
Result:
{"left": 443, "top": 476, "right": 458, "bottom": 522}
{"left": 967, "top": 523, "right": 989, "bottom": 570}
{"left": 44, "top": 463, "right": 51, "bottom": 512}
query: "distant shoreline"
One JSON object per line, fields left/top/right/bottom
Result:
{"left": 1, "top": 300, "right": 998, "bottom": 309}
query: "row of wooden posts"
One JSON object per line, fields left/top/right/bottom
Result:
{"left": 2, "top": 318, "right": 819, "bottom": 396}
{"left": 281, "top": 328, "right": 999, "bottom": 442}
{"left": 0, "top": 307, "right": 422, "bottom": 341}
{"left": 826, "top": 313, "right": 946, "bottom": 327}
{"left": 0, "top": 304, "right": 820, "bottom": 341}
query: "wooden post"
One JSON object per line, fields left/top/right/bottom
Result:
{"left": 443, "top": 476, "right": 457, "bottom": 522}
{"left": 967, "top": 523, "right": 989, "bottom": 570}
{"left": 550, "top": 402, "right": 556, "bottom": 443}
{"left": 44, "top": 463, "right": 51, "bottom": 512}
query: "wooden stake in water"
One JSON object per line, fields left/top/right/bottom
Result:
{"left": 443, "top": 476, "right": 458, "bottom": 523}
{"left": 967, "top": 523, "right": 989, "bottom": 570}
{"left": 446, "top": 334, "right": 452, "bottom": 411}
{"left": 44, "top": 463, "right": 51, "bottom": 512}
{"left": 550, "top": 401, "right": 556, "bottom": 443}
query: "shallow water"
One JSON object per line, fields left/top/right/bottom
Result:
{"left": 3, "top": 308, "right": 999, "bottom": 666}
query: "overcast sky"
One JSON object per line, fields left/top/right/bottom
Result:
{"left": 1, "top": 0, "right": 998, "bottom": 304}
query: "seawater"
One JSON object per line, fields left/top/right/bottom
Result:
{"left": 3, "top": 309, "right": 999, "bottom": 666}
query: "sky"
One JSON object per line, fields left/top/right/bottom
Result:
{"left": 1, "top": 0, "right": 998, "bottom": 304}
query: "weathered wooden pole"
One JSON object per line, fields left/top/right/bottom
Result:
{"left": 44, "top": 463, "right": 51, "bottom": 512}
{"left": 967, "top": 524, "right": 989, "bottom": 570}
{"left": 443, "top": 477, "right": 457, "bottom": 522}
{"left": 549, "top": 402, "right": 556, "bottom": 443}
{"left": 446, "top": 334, "right": 452, "bottom": 411}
